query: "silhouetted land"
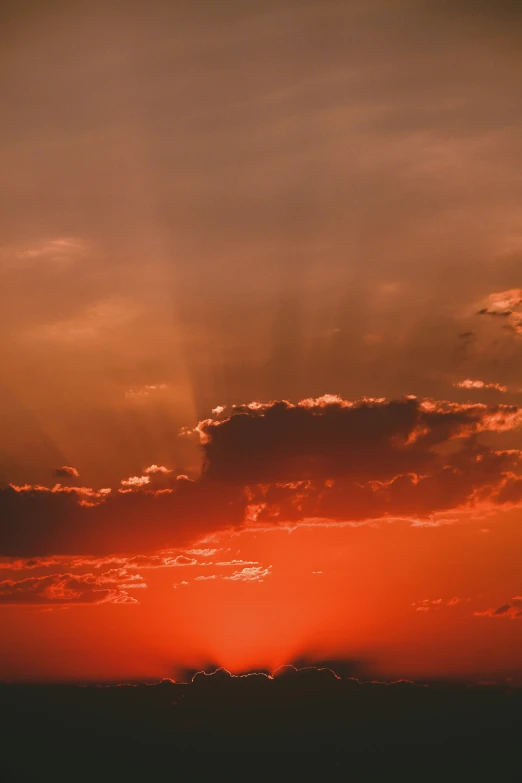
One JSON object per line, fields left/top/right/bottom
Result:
{"left": 2, "top": 667, "right": 522, "bottom": 780}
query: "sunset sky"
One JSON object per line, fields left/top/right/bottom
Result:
{"left": 2, "top": 0, "right": 522, "bottom": 684}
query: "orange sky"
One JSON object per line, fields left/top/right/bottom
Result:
{"left": 2, "top": 511, "right": 522, "bottom": 682}
{"left": 1, "top": 0, "right": 522, "bottom": 683}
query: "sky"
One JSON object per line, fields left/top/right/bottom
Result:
{"left": 1, "top": 0, "right": 522, "bottom": 683}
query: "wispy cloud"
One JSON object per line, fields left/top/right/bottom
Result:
{"left": 0, "top": 568, "right": 146, "bottom": 605}
{"left": 475, "top": 597, "right": 522, "bottom": 619}
{"left": 454, "top": 379, "right": 507, "bottom": 393}
{"left": 194, "top": 565, "right": 272, "bottom": 583}
{"left": 477, "top": 289, "right": 522, "bottom": 335}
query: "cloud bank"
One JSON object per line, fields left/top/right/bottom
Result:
{"left": 2, "top": 395, "right": 522, "bottom": 558}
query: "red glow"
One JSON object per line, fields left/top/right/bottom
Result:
{"left": 2, "top": 515, "right": 522, "bottom": 682}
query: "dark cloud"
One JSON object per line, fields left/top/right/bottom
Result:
{"left": 475, "top": 597, "right": 522, "bottom": 619}
{"left": 0, "top": 477, "right": 246, "bottom": 557}
{"left": 478, "top": 309, "right": 512, "bottom": 317}
{"left": 248, "top": 453, "right": 521, "bottom": 525}
{"left": 2, "top": 396, "right": 522, "bottom": 557}
{"left": 0, "top": 556, "right": 62, "bottom": 570}
{"left": 201, "top": 396, "right": 522, "bottom": 483}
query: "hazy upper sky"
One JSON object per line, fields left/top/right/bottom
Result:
{"left": 2, "top": 0, "right": 522, "bottom": 485}
{"left": 1, "top": 0, "right": 522, "bottom": 682}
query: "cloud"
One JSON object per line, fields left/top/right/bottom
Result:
{"left": 412, "top": 597, "right": 466, "bottom": 611}
{"left": 72, "top": 553, "right": 200, "bottom": 569}
{"left": 0, "top": 476, "right": 245, "bottom": 557}
{"left": 10, "top": 237, "right": 86, "bottom": 266}
{"left": 144, "top": 465, "right": 172, "bottom": 475}
{"left": 0, "top": 557, "right": 62, "bottom": 571}
{"left": 480, "top": 289, "right": 522, "bottom": 313}
{"left": 167, "top": 555, "right": 197, "bottom": 567}
{"left": 120, "top": 475, "right": 150, "bottom": 488}
{"left": 0, "top": 551, "right": 208, "bottom": 572}
{"left": 223, "top": 565, "right": 271, "bottom": 582}
{"left": 413, "top": 598, "right": 441, "bottom": 611}
{"left": 125, "top": 385, "right": 168, "bottom": 401}
{"left": 55, "top": 465, "right": 80, "bottom": 479}
{"left": 214, "top": 559, "right": 259, "bottom": 566}
{"left": 2, "top": 396, "right": 522, "bottom": 557}
{"left": 454, "top": 380, "right": 507, "bottom": 393}
{"left": 199, "top": 395, "right": 522, "bottom": 483}
{"left": 244, "top": 455, "right": 522, "bottom": 526}
{"left": 477, "top": 289, "right": 522, "bottom": 334}
{"left": 119, "top": 468, "right": 184, "bottom": 493}
{"left": 194, "top": 565, "right": 272, "bottom": 583}
{"left": 8, "top": 483, "right": 112, "bottom": 509}
{"left": 0, "top": 568, "right": 145, "bottom": 605}
{"left": 475, "top": 597, "right": 522, "bottom": 619}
